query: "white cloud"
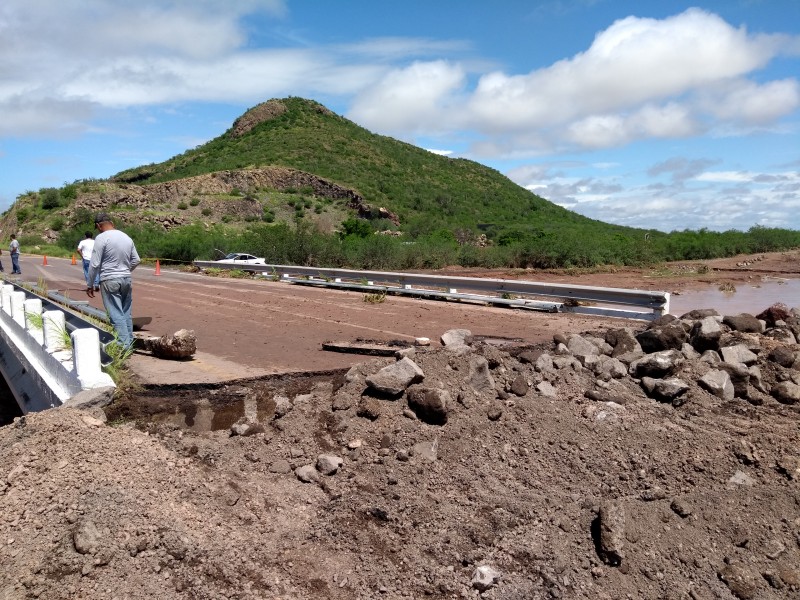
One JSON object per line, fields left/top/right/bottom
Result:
{"left": 348, "top": 61, "right": 467, "bottom": 133}
{"left": 353, "top": 8, "right": 799, "bottom": 155}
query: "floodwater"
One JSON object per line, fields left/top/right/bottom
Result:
{"left": 669, "top": 277, "right": 800, "bottom": 317}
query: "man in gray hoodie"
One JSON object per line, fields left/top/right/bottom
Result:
{"left": 87, "top": 212, "right": 140, "bottom": 349}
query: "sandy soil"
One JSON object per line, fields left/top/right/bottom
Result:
{"left": 1, "top": 250, "right": 799, "bottom": 599}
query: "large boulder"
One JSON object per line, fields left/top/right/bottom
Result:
{"left": 365, "top": 357, "right": 424, "bottom": 396}
{"left": 636, "top": 319, "right": 688, "bottom": 353}
{"left": 722, "top": 314, "right": 763, "bottom": 334}
{"left": 756, "top": 303, "right": 792, "bottom": 327}
{"left": 140, "top": 329, "right": 197, "bottom": 359}
{"left": 629, "top": 350, "right": 683, "bottom": 378}
{"left": 690, "top": 316, "right": 722, "bottom": 352}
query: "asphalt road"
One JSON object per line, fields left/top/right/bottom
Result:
{"left": 14, "top": 253, "right": 629, "bottom": 384}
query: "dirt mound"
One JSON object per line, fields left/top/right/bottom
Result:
{"left": 2, "top": 307, "right": 800, "bottom": 599}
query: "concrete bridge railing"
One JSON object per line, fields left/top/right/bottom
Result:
{"left": 0, "top": 283, "right": 115, "bottom": 414}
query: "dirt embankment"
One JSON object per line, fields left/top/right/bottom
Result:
{"left": 2, "top": 300, "right": 799, "bottom": 600}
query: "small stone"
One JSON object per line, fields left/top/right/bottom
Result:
{"left": 316, "top": 454, "right": 343, "bottom": 475}
{"left": 471, "top": 565, "right": 501, "bottom": 591}
{"left": 295, "top": 465, "right": 320, "bottom": 483}
{"left": 269, "top": 459, "right": 292, "bottom": 474}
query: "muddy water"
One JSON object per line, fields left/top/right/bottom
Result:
{"left": 670, "top": 277, "right": 800, "bottom": 316}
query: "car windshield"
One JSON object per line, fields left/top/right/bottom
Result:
{"left": 223, "top": 253, "right": 241, "bottom": 260}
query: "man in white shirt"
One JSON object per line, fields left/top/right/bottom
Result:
{"left": 77, "top": 232, "right": 99, "bottom": 290}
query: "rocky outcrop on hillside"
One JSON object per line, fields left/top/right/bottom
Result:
{"left": 1, "top": 303, "right": 798, "bottom": 599}
{"left": 70, "top": 167, "right": 400, "bottom": 230}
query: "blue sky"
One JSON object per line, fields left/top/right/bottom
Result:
{"left": 1, "top": 0, "right": 798, "bottom": 232}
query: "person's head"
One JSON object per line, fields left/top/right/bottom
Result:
{"left": 84, "top": 231, "right": 93, "bottom": 239}
{"left": 94, "top": 212, "right": 114, "bottom": 232}
{"left": 10, "top": 234, "right": 15, "bottom": 240}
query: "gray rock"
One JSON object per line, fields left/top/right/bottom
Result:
{"left": 763, "top": 327, "right": 797, "bottom": 345}
{"left": 680, "top": 342, "right": 701, "bottom": 360}
{"left": 295, "top": 464, "right": 320, "bottom": 483}
{"left": 699, "top": 369, "right": 735, "bottom": 401}
{"left": 615, "top": 349, "right": 645, "bottom": 365}
{"left": 718, "top": 563, "right": 759, "bottom": 600}
{"left": 567, "top": 334, "right": 600, "bottom": 364}
{"left": 749, "top": 365, "right": 768, "bottom": 393}
{"left": 641, "top": 377, "right": 690, "bottom": 402}
{"left": 467, "top": 356, "right": 496, "bottom": 396}
{"left": 366, "top": 357, "right": 424, "bottom": 395}
{"left": 509, "top": 374, "right": 529, "bottom": 397}
{"left": 73, "top": 520, "right": 103, "bottom": 555}
{"left": 411, "top": 439, "right": 438, "bottom": 462}
{"left": 768, "top": 345, "right": 796, "bottom": 368}
{"left": 756, "top": 303, "right": 792, "bottom": 327}
{"left": 534, "top": 352, "right": 554, "bottom": 373}
{"left": 690, "top": 316, "right": 722, "bottom": 352}
{"left": 717, "top": 361, "right": 751, "bottom": 398}
{"left": 357, "top": 397, "right": 382, "bottom": 420}
{"left": 440, "top": 328, "right": 472, "bottom": 347}
{"left": 62, "top": 386, "right": 116, "bottom": 410}
{"left": 407, "top": 387, "right": 451, "bottom": 425}
{"left": 230, "top": 420, "right": 263, "bottom": 436}
{"left": 636, "top": 321, "right": 688, "bottom": 353}
{"left": 723, "top": 313, "right": 763, "bottom": 333}
{"left": 728, "top": 470, "right": 755, "bottom": 486}
{"left": 771, "top": 381, "right": 800, "bottom": 405}
{"left": 518, "top": 349, "right": 542, "bottom": 364}
{"left": 269, "top": 459, "right": 292, "bottom": 474}
{"left": 700, "top": 349, "right": 721, "bottom": 364}
{"left": 273, "top": 395, "right": 292, "bottom": 418}
{"left": 598, "top": 501, "right": 625, "bottom": 566}
{"left": 487, "top": 402, "right": 504, "bottom": 421}
{"left": 720, "top": 345, "right": 758, "bottom": 366}
{"left": 605, "top": 328, "right": 642, "bottom": 357}
{"left": 471, "top": 565, "right": 501, "bottom": 592}
{"left": 629, "top": 349, "right": 683, "bottom": 378}
{"left": 591, "top": 355, "right": 628, "bottom": 380}
{"left": 536, "top": 381, "right": 557, "bottom": 398}
{"left": 316, "top": 454, "right": 343, "bottom": 475}
{"left": 680, "top": 308, "right": 719, "bottom": 319}
{"left": 141, "top": 328, "right": 197, "bottom": 359}
{"left": 670, "top": 498, "right": 693, "bottom": 518}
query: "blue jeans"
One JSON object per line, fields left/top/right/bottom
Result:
{"left": 100, "top": 277, "right": 134, "bottom": 348}
{"left": 82, "top": 259, "right": 99, "bottom": 287}
{"left": 10, "top": 253, "right": 20, "bottom": 274}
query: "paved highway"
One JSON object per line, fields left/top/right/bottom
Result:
{"left": 15, "top": 253, "right": 617, "bottom": 383}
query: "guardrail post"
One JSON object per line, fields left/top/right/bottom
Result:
{"left": 71, "top": 328, "right": 114, "bottom": 388}
{"left": 23, "top": 298, "right": 44, "bottom": 345}
{"left": 11, "top": 291, "right": 26, "bottom": 328}
{"left": 43, "top": 310, "right": 68, "bottom": 354}
{"left": 1, "top": 284, "right": 13, "bottom": 315}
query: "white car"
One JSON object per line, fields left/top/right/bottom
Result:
{"left": 215, "top": 253, "right": 266, "bottom": 265}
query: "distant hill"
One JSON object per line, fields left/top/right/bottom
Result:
{"left": 109, "top": 96, "right": 637, "bottom": 240}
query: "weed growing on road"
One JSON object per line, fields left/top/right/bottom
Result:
{"left": 363, "top": 292, "right": 386, "bottom": 304}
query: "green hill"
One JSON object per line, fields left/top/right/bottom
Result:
{"left": 111, "top": 96, "right": 631, "bottom": 241}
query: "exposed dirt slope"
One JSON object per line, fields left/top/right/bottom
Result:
{"left": 2, "top": 304, "right": 800, "bottom": 600}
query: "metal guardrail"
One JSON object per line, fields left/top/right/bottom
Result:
{"left": 193, "top": 262, "right": 670, "bottom": 321}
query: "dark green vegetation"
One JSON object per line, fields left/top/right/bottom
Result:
{"left": 4, "top": 97, "right": 799, "bottom": 270}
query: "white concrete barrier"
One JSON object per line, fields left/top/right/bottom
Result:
{"left": 0, "top": 282, "right": 115, "bottom": 413}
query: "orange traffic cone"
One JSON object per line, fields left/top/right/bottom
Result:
{"left": 42, "top": 255, "right": 48, "bottom": 266}
{"left": 71, "top": 254, "right": 76, "bottom": 265}
{"left": 155, "top": 260, "right": 161, "bottom": 276}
